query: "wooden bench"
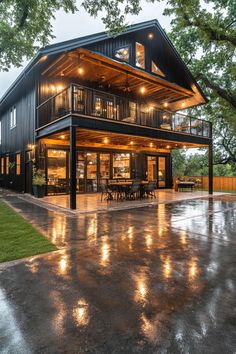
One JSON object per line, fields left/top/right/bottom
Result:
{"left": 176, "top": 181, "right": 195, "bottom": 191}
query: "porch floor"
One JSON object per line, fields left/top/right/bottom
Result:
{"left": 41, "top": 190, "right": 225, "bottom": 213}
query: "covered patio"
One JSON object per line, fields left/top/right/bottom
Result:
{"left": 39, "top": 189, "right": 221, "bottom": 214}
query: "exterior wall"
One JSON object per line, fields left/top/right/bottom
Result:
{"left": 0, "top": 87, "right": 36, "bottom": 192}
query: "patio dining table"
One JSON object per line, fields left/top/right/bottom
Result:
{"left": 108, "top": 180, "right": 149, "bottom": 200}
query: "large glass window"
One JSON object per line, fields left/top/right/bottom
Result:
{"left": 151, "top": 61, "right": 165, "bottom": 77}
{"left": 77, "top": 152, "right": 86, "bottom": 193}
{"left": 158, "top": 157, "right": 166, "bottom": 187}
{"left": 16, "top": 153, "right": 21, "bottom": 175}
{"left": 135, "top": 42, "right": 145, "bottom": 69}
{"left": 47, "top": 150, "right": 67, "bottom": 192}
{"left": 100, "top": 154, "right": 110, "bottom": 180}
{"left": 0, "top": 121, "right": 2, "bottom": 145}
{"left": 86, "top": 152, "right": 97, "bottom": 192}
{"left": 147, "top": 156, "right": 157, "bottom": 181}
{"left": 113, "top": 153, "right": 130, "bottom": 179}
{"left": 114, "top": 46, "right": 129, "bottom": 63}
{"left": 128, "top": 101, "right": 137, "bottom": 123}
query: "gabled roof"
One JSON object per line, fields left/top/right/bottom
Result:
{"left": 0, "top": 19, "right": 206, "bottom": 111}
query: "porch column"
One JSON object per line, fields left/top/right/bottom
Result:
{"left": 208, "top": 143, "right": 213, "bottom": 195}
{"left": 70, "top": 126, "right": 76, "bottom": 209}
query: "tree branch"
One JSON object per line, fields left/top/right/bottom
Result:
{"left": 197, "top": 74, "right": 236, "bottom": 109}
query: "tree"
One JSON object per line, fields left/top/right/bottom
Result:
{"left": 1, "top": 0, "right": 235, "bottom": 168}
{"left": 0, "top": 0, "right": 77, "bottom": 71}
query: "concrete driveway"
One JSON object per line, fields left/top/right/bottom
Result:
{"left": 1, "top": 195, "right": 236, "bottom": 353}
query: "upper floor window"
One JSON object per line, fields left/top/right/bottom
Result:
{"left": 151, "top": 61, "right": 165, "bottom": 77}
{"left": 114, "top": 46, "right": 129, "bottom": 63}
{"left": 10, "top": 106, "right": 16, "bottom": 129}
{"left": 0, "top": 121, "right": 1, "bottom": 145}
{"left": 135, "top": 42, "right": 145, "bottom": 69}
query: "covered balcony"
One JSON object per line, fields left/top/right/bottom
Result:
{"left": 37, "top": 83, "right": 211, "bottom": 138}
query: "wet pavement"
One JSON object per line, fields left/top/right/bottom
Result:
{"left": 1, "top": 194, "right": 236, "bottom": 353}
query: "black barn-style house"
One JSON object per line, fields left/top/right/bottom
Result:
{"left": 0, "top": 20, "right": 213, "bottom": 209}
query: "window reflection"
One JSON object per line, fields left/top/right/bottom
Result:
{"left": 47, "top": 149, "right": 67, "bottom": 193}
{"left": 113, "top": 153, "right": 130, "bottom": 179}
{"left": 86, "top": 152, "right": 97, "bottom": 192}
{"left": 136, "top": 42, "right": 145, "bottom": 69}
{"left": 114, "top": 46, "right": 129, "bottom": 62}
{"left": 99, "top": 154, "right": 110, "bottom": 186}
{"left": 151, "top": 60, "right": 165, "bottom": 77}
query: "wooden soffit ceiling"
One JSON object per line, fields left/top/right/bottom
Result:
{"left": 42, "top": 48, "right": 205, "bottom": 111}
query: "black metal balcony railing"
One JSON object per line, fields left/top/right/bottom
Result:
{"left": 37, "top": 83, "right": 212, "bottom": 138}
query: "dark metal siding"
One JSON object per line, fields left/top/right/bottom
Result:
{"left": 0, "top": 87, "right": 36, "bottom": 191}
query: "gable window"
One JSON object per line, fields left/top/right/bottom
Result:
{"left": 135, "top": 42, "right": 145, "bottom": 69}
{"left": 114, "top": 46, "right": 129, "bottom": 63}
{"left": 16, "top": 153, "right": 21, "bottom": 175}
{"left": 10, "top": 106, "right": 16, "bottom": 129}
{"left": 151, "top": 61, "right": 165, "bottom": 77}
{"left": 6, "top": 156, "right": 9, "bottom": 175}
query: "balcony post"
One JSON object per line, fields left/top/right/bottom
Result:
{"left": 70, "top": 84, "right": 74, "bottom": 114}
{"left": 208, "top": 142, "right": 213, "bottom": 195}
{"left": 70, "top": 125, "right": 77, "bottom": 209}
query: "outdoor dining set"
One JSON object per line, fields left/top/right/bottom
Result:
{"left": 100, "top": 179, "right": 157, "bottom": 202}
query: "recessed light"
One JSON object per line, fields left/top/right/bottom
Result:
{"left": 104, "top": 138, "right": 109, "bottom": 144}
{"left": 163, "top": 102, "right": 168, "bottom": 108}
{"left": 140, "top": 86, "right": 146, "bottom": 94}
{"left": 60, "top": 135, "right": 65, "bottom": 139}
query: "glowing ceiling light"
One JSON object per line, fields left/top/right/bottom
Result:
{"left": 103, "top": 138, "right": 109, "bottom": 144}
{"left": 163, "top": 102, "right": 168, "bottom": 108}
{"left": 140, "top": 86, "right": 146, "bottom": 94}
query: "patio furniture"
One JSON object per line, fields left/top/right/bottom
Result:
{"left": 176, "top": 180, "right": 195, "bottom": 191}
{"left": 100, "top": 183, "right": 113, "bottom": 202}
{"left": 125, "top": 181, "right": 141, "bottom": 200}
{"left": 143, "top": 180, "right": 157, "bottom": 198}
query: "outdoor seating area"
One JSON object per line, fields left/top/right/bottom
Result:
{"left": 40, "top": 189, "right": 220, "bottom": 213}
{"left": 175, "top": 177, "right": 202, "bottom": 191}
{"left": 101, "top": 179, "right": 156, "bottom": 202}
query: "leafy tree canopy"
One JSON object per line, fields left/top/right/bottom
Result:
{"left": 0, "top": 0, "right": 78, "bottom": 71}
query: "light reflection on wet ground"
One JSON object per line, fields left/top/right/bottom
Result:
{"left": 1, "top": 195, "right": 236, "bottom": 353}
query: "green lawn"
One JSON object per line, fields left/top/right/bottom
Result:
{"left": 0, "top": 200, "right": 56, "bottom": 263}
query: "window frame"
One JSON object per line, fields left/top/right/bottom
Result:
{"left": 135, "top": 42, "right": 145, "bottom": 70}
{"left": 114, "top": 45, "right": 131, "bottom": 64}
{"left": 0, "top": 156, "right": 4, "bottom": 175}
{"left": 151, "top": 60, "right": 165, "bottom": 78}
{"left": 6, "top": 155, "right": 9, "bottom": 175}
{"left": 16, "top": 153, "right": 21, "bottom": 175}
{"left": 10, "top": 106, "right": 17, "bottom": 129}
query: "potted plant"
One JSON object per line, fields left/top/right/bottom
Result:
{"left": 32, "top": 166, "right": 46, "bottom": 198}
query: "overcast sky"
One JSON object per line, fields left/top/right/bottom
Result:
{"left": 0, "top": 0, "right": 171, "bottom": 98}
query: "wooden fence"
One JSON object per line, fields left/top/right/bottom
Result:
{"left": 173, "top": 176, "right": 236, "bottom": 192}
